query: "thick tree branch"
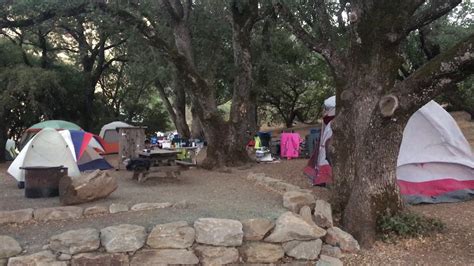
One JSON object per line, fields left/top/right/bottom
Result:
{"left": 406, "top": 0, "right": 461, "bottom": 33}
{"left": 397, "top": 33, "right": 474, "bottom": 113}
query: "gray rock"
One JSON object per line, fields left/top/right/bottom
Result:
{"left": 0, "top": 258, "right": 6, "bottom": 266}
{"left": 321, "top": 244, "right": 343, "bottom": 258}
{"left": 147, "top": 221, "right": 195, "bottom": 249}
{"left": 241, "top": 242, "right": 284, "bottom": 263}
{"left": 130, "top": 249, "right": 199, "bottom": 265}
{"left": 283, "top": 191, "right": 316, "bottom": 213}
{"left": 242, "top": 218, "right": 274, "bottom": 241}
{"left": 0, "top": 209, "right": 33, "bottom": 225}
{"left": 130, "top": 202, "right": 172, "bottom": 211}
{"left": 299, "top": 205, "right": 316, "bottom": 226}
{"left": 194, "top": 218, "right": 243, "bottom": 246}
{"left": 316, "top": 255, "right": 343, "bottom": 266}
{"left": 83, "top": 206, "right": 108, "bottom": 216}
{"left": 282, "top": 239, "right": 322, "bottom": 260}
{"left": 7, "top": 251, "right": 66, "bottom": 266}
{"left": 59, "top": 170, "right": 117, "bottom": 205}
{"left": 71, "top": 253, "right": 129, "bottom": 266}
{"left": 49, "top": 228, "right": 100, "bottom": 255}
{"left": 324, "top": 227, "right": 360, "bottom": 253}
{"left": 57, "top": 254, "right": 71, "bottom": 261}
{"left": 264, "top": 212, "right": 326, "bottom": 243}
{"left": 314, "top": 200, "right": 333, "bottom": 228}
{"left": 34, "top": 207, "right": 83, "bottom": 222}
{"left": 100, "top": 224, "right": 146, "bottom": 253}
{"left": 194, "top": 245, "right": 239, "bottom": 265}
{"left": 0, "top": 236, "right": 22, "bottom": 259}
{"left": 109, "top": 203, "right": 128, "bottom": 214}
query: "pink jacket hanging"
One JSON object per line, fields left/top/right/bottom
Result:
{"left": 280, "top": 133, "right": 301, "bottom": 159}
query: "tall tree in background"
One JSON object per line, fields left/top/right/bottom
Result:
{"left": 278, "top": 0, "right": 473, "bottom": 246}
{"left": 110, "top": 0, "right": 263, "bottom": 168}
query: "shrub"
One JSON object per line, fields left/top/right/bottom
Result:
{"left": 377, "top": 211, "right": 444, "bottom": 241}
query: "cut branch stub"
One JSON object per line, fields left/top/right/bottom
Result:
{"left": 379, "top": 95, "right": 399, "bottom": 117}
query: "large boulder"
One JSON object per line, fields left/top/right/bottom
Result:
{"left": 194, "top": 246, "right": 239, "bottom": 265}
{"left": 241, "top": 218, "right": 274, "bottom": 241}
{"left": 130, "top": 249, "right": 199, "bottom": 265}
{"left": 71, "top": 253, "right": 129, "bottom": 266}
{"left": 0, "top": 236, "right": 22, "bottom": 259}
{"left": 283, "top": 191, "right": 316, "bottom": 213}
{"left": 131, "top": 202, "right": 172, "bottom": 211}
{"left": 194, "top": 218, "right": 243, "bottom": 246}
{"left": 0, "top": 209, "right": 33, "bottom": 225}
{"left": 264, "top": 212, "right": 326, "bottom": 243}
{"left": 7, "top": 251, "right": 66, "bottom": 266}
{"left": 100, "top": 224, "right": 146, "bottom": 253}
{"left": 49, "top": 228, "right": 100, "bottom": 255}
{"left": 34, "top": 207, "right": 83, "bottom": 222}
{"left": 325, "top": 227, "right": 360, "bottom": 253}
{"left": 59, "top": 170, "right": 117, "bottom": 205}
{"left": 147, "top": 221, "right": 195, "bottom": 249}
{"left": 282, "top": 239, "right": 322, "bottom": 260}
{"left": 314, "top": 200, "right": 333, "bottom": 228}
{"left": 241, "top": 242, "right": 284, "bottom": 263}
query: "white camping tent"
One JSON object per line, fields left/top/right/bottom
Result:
{"left": 8, "top": 128, "right": 80, "bottom": 182}
{"left": 99, "top": 121, "right": 133, "bottom": 143}
{"left": 397, "top": 101, "right": 474, "bottom": 203}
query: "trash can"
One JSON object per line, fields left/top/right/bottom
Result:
{"left": 20, "top": 166, "right": 67, "bottom": 198}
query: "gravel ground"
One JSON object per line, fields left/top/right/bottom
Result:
{"left": 0, "top": 159, "right": 286, "bottom": 254}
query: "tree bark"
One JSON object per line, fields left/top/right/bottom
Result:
{"left": 191, "top": 108, "right": 203, "bottom": 139}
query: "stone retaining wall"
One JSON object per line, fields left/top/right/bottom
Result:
{"left": 2, "top": 209, "right": 358, "bottom": 265}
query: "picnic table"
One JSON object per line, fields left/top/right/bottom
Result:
{"left": 132, "top": 148, "right": 196, "bottom": 183}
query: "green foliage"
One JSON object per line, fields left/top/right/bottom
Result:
{"left": 255, "top": 25, "right": 334, "bottom": 126}
{"left": 377, "top": 212, "right": 445, "bottom": 241}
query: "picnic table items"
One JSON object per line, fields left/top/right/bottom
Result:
{"left": 127, "top": 149, "right": 194, "bottom": 183}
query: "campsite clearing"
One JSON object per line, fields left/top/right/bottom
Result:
{"left": 1, "top": 158, "right": 473, "bottom": 264}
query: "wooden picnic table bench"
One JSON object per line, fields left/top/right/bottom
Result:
{"left": 132, "top": 148, "right": 196, "bottom": 183}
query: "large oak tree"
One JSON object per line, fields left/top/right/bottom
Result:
{"left": 278, "top": 0, "right": 473, "bottom": 246}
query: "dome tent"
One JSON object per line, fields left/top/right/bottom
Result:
{"left": 19, "top": 120, "right": 82, "bottom": 150}
{"left": 397, "top": 101, "right": 474, "bottom": 203}
{"left": 8, "top": 128, "right": 80, "bottom": 182}
{"left": 98, "top": 121, "right": 133, "bottom": 154}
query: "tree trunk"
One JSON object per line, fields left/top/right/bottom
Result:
{"left": 191, "top": 108, "right": 203, "bottom": 139}
{"left": 0, "top": 114, "right": 7, "bottom": 163}
{"left": 173, "top": 72, "right": 191, "bottom": 138}
{"left": 331, "top": 58, "right": 408, "bottom": 246}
